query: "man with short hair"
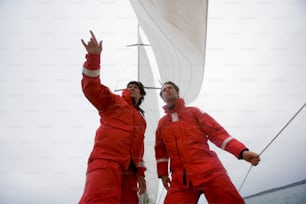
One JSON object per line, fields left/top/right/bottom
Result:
{"left": 155, "top": 81, "right": 260, "bottom": 204}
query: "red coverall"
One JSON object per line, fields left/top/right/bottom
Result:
{"left": 79, "top": 54, "right": 146, "bottom": 204}
{"left": 155, "top": 98, "right": 247, "bottom": 204}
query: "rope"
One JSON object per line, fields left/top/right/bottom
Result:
{"left": 238, "top": 165, "right": 253, "bottom": 192}
{"left": 258, "top": 102, "right": 305, "bottom": 156}
{"left": 238, "top": 102, "right": 305, "bottom": 192}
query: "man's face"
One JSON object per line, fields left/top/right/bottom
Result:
{"left": 161, "top": 84, "right": 179, "bottom": 104}
{"left": 127, "top": 83, "right": 142, "bottom": 103}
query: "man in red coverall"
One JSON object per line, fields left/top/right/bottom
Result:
{"left": 155, "top": 81, "right": 261, "bottom": 204}
{"left": 79, "top": 31, "right": 147, "bottom": 204}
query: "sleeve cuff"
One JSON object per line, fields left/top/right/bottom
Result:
{"left": 157, "top": 162, "right": 169, "bottom": 177}
{"left": 83, "top": 53, "right": 100, "bottom": 70}
{"left": 238, "top": 148, "right": 249, "bottom": 159}
{"left": 136, "top": 167, "right": 146, "bottom": 177}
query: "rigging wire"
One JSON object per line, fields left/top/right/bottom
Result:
{"left": 238, "top": 102, "right": 306, "bottom": 192}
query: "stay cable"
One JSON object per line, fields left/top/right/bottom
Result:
{"left": 238, "top": 102, "right": 306, "bottom": 192}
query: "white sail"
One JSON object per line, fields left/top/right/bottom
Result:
{"left": 129, "top": 1, "right": 208, "bottom": 203}
{"left": 137, "top": 33, "right": 161, "bottom": 204}
{"left": 129, "top": 0, "right": 208, "bottom": 104}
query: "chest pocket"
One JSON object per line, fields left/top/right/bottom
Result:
{"left": 163, "top": 111, "right": 207, "bottom": 147}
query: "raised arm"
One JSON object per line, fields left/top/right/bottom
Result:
{"left": 81, "top": 31, "right": 115, "bottom": 111}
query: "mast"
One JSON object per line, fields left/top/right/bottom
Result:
{"left": 127, "top": 24, "right": 160, "bottom": 204}
{"left": 114, "top": 24, "right": 159, "bottom": 92}
{"left": 126, "top": 24, "right": 151, "bottom": 81}
{"left": 123, "top": 24, "right": 160, "bottom": 91}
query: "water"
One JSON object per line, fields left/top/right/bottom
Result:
{"left": 244, "top": 180, "right": 306, "bottom": 204}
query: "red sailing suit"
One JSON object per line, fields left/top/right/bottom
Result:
{"left": 155, "top": 98, "right": 247, "bottom": 204}
{"left": 79, "top": 53, "right": 146, "bottom": 204}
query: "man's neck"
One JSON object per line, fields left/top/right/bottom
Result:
{"left": 166, "top": 98, "right": 178, "bottom": 109}
{"left": 167, "top": 104, "right": 175, "bottom": 110}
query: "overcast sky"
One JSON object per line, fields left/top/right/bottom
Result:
{"left": 0, "top": 0, "right": 305, "bottom": 204}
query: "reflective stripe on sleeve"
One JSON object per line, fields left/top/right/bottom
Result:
{"left": 156, "top": 158, "right": 169, "bottom": 163}
{"left": 221, "top": 136, "right": 234, "bottom": 150}
{"left": 138, "top": 161, "right": 146, "bottom": 168}
{"left": 82, "top": 67, "right": 100, "bottom": 77}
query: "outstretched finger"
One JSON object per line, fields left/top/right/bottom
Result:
{"left": 89, "top": 30, "right": 98, "bottom": 44}
{"left": 99, "top": 40, "right": 103, "bottom": 50}
{"left": 81, "top": 39, "right": 87, "bottom": 48}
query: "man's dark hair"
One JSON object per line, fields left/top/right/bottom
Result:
{"left": 159, "top": 81, "right": 180, "bottom": 98}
